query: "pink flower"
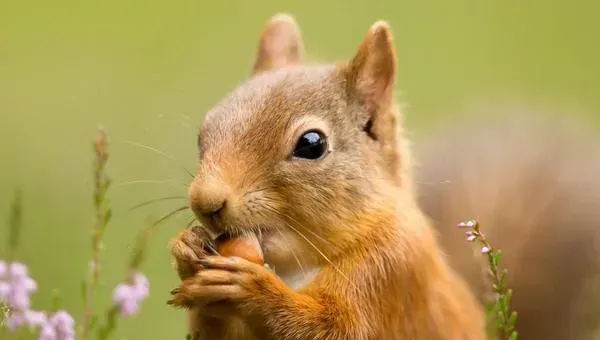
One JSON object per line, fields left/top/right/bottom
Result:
{"left": 0, "top": 260, "right": 75, "bottom": 340}
{"left": 112, "top": 272, "right": 150, "bottom": 317}
{"left": 24, "top": 310, "right": 48, "bottom": 328}
{"left": 49, "top": 310, "right": 76, "bottom": 339}
{"left": 4, "top": 309, "right": 48, "bottom": 331}
{"left": 39, "top": 323, "right": 57, "bottom": 340}
{"left": 8, "top": 262, "right": 29, "bottom": 279}
{"left": 21, "top": 276, "right": 38, "bottom": 293}
{"left": 132, "top": 272, "right": 149, "bottom": 299}
{"left": 466, "top": 235, "right": 477, "bottom": 242}
{"left": 0, "top": 261, "right": 37, "bottom": 311}
{"left": 481, "top": 246, "right": 491, "bottom": 254}
{"left": 31, "top": 310, "right": 75, "bottom": 340}
{"left": 457, "top": 220, "right": 477, "bottom": 228}
{"left": 113, "top": 284, "right": 139, "bottom": 316}
{"left": 0, "top": 281, "right": 10, "bottom": 300}
{"left": 5, "top": 312, "right": 26, "bottom": 331}
{"left": 7, "top": 286, "right": 32, "bottom": 310}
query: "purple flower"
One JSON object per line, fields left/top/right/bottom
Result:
{"left": 0, "top": 261, "right": 37, "bottom": 311}
{"left": 457, "top": 220, "right": 477, "bottom": 228}
{"left": 4, "top": 309, "right": 48, "bottom": 332}
{"left": 0, "top": 281, "right": 10, "bottom": 300}
{"left": 112, "top": 272, "right": 150, "bottom": 317}
{"left": 29, "top": 310, "right": 75, "bottom": 340}
{"left": 5, "top": 311, "right": 26, "bottom": 331}
{"left": 132, "top": 272, "right": 149, "bottom": 299}
{"left": 481, "top": 246, "right": 491, "bottom": 254}
{"left": 22, "top": 276, "right": 38, "bottom": 293}
{"left": 113, "top": 284, "right": 139, "bottom": 316}
{"left": 465, "top": 231, "right": 477, "bottom": 242}
{"left": 8, "top": 262, "right": 29, "bottom": 279}
{"left": 6, "top": 286, "right": 32, "bottom": 310}
{"left": 49, "top": 310, "right": 76, "bottom": 339}
{"left": 0, "top": 260, "right": 75, "bottom": 340}
{"left": 25, "top": 310, "right": 48, "bottom": 328}
{"left": 39, "top": 323, "right": 57, "bottom": 340}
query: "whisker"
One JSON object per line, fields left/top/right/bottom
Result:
{"left": 152, "top": 206, "right": 190, "bottom": 227}
{"left": 246, "top": 192, "right": 348, "bottom": 284}
{"left": 180, "top": 114, "right": 194, "bottom": 123}
{"left": 261, "top": 206, "right": 350, "bottom": 285}
{"left": 417, "top": 180, "right": 452, "bottom": 186}
{"left": 178, "top": 119, "right": 193, "bottom": 130}
{"left": 279, "top": 210, "right": 340, "bottom": 251}
{"left": 178, "top": 114, "right": 197, "bottom": 129}
{"left": 275, "top": 227, "right": 306, "bottom": 278}
{"left": 123, "top": 140, "right": 195, "bottom": 178}
{"left": 185, "top": 217, "right": 197, "bottom": 228}
{"left": 127, "top": 196, "right": 187, "bottom": 212}
{"left": 112, "top": 179, "right": 188, "bottom": 189}
{"left": 284, "top": 221, "right": 351, "bottom": 284}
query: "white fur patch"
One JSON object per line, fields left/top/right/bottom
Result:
{"left": 281, "top": 266, "right": 322, "bottom": 291}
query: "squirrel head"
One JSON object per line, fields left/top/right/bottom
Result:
{"left": 189, "top": 14, "right": 410, "bottom": 266}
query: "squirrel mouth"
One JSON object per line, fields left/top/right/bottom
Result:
{"left": 212, "top": 229, "right": 269, "bottom": 266}
{"left": 213, "top": 228, "right": 271, "bottom": 251}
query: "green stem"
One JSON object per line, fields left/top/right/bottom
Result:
{"left": 81, "top": 129, "right": 111, "bottom": 340}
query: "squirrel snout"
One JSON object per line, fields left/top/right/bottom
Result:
{"left": 188, "top": 178, "right": 229, "bottom": 224}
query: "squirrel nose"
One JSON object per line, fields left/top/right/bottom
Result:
{"left": 199, "top": 199, "right": 226, "bottom": 218}
{"left": 188, "top": 178, "right": 229, "bottom": 221}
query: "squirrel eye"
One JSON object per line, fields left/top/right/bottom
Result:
{"left": 292, "top": 130, "right": 328, "bottom": 160}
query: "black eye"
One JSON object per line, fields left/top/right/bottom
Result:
{"left": 292, "top": 130, "right": 328, "bottom": 160}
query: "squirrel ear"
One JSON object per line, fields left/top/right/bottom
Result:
{"left": 251, "top": 13, "right": 304, "bottom": 75}
{"left": 347, "top": 22, "right": 403, "bottom": 185}
{"left": 346, "top": 21, "right": 396, "bottom": 112}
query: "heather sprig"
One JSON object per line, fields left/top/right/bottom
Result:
{"left": 458, "top": 219, "right": 518, "bottom": 340}
{"left": 97, "top": 222, "right": 154, "bottom": 340}
{"left": 2, "top": 128, "right": 154, "bottom": 340}
{"left": 81, "top": 127, "right": 112, "bottom": 339}
{"left": 0, "top": 191, "right": 71, "bottom": 340}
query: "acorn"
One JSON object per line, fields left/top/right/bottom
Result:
{"left": 215, "top": 232, "right": 264, "bottom": 265}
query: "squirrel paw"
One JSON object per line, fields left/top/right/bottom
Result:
{"left": 167, "top": 255, "right": 287, "bottom": 317}
{"left": 169, "top": 225, "right": 216, "bottom": 280}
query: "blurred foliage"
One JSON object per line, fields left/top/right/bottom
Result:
{"left": 0, "top": 0, "right": 598, "bottom": 339}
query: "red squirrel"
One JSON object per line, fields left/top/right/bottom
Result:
{"left": 168, "top": 13, "right": 486, "bottom": 340}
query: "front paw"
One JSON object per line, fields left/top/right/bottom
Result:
{"left": 167, "top": 256, "right": 286, "bottom": 316}
{"left": 169, "top": 225, "right": 217, "bottom": 280}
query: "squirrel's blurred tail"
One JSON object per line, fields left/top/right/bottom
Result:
{"left": 414, "top": 105, "right": 600, "bottom": 340}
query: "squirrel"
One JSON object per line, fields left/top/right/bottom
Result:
{"left": 415, "top": 110, "right": 600, "bottom": 340}
{"left": 167, "top": 13, "right": 486, "bottom": 340}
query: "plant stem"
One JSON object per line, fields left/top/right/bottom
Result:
{"left": 97, "top": 306, "right": 119, "bottom": 340}
{"left": 460, "top": 220, "right": 518, "bottom": 340}
{"left": 81, "top": 128, "right": 112, "bottom": 340}
{"left": 8, "top": 188, "right": 23, "bottom": 262}
{"left": 96, "top": 221, "right": 154, "bottom": 340}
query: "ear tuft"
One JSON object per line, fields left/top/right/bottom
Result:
{"left": 347, "top": 20, "right": 397, "bottom": 111}
{"left": 251, "top": 13, "right": 304, "bottom": 75}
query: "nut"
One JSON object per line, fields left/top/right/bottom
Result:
{"left": 215, "top": 233, "right": 264, "bottom": 265}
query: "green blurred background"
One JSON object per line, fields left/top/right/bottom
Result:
{"left": 0, "top": 0, "right": 598, "bottom": 339}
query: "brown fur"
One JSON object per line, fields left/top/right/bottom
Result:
{"left": 415, "top": 109, "right": 600, "bottom": 340}
{"left": 168, "top": 13, "right": 486, "bottom": 340}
